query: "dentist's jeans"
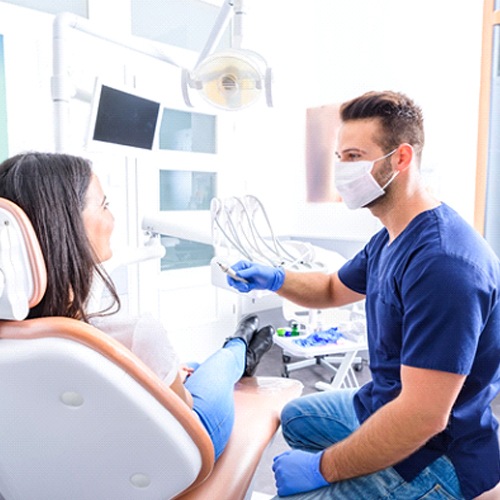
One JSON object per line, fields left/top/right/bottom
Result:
{"left": 272, "top": 389, "right": 465, "bottom": 499}
{"left": 184, "top": 338, "right": 245, "bottom": 461}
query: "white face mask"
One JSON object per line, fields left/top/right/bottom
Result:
{"left": 334, "top": 149, "right": 398, "bottom": 210}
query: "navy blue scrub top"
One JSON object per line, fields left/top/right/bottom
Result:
{"left": 338, "top": 204, "right": 500, "bottom": 499}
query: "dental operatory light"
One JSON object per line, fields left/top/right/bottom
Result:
{"left": 52, "top": 1, "right": 271, "bottom": 151}
{"left": 181, "top": 0, "right": 273, "bottom": 111}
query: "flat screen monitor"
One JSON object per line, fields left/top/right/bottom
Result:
{"left": 87, "top": 81, "right": 161, "bottom": 150}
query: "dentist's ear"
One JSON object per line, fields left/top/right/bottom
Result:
{"left": 395, "top": 143, "right": 414, "bottom": 172}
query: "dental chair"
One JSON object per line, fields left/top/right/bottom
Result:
{"left": 0, "top": 198, "right": 303, "bottom": 500}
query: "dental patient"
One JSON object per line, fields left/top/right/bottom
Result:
{"left": 0, "top": 151, "right": 274, "bottom": 461}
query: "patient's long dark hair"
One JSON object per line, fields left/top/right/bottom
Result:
{"left": 0, "top": 152, "right": 120, "bottom": 321}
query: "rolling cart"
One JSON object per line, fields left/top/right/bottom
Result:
{"left": 273, "top": 325, "right": 367, "bottom": 392}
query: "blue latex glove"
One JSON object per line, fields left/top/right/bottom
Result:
{"left": 226, "top": 260, "right": 285, "bottom": 293}
{"left": 272, "top": 449, "right": 329, "bottom": 497}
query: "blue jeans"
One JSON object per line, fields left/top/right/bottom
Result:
{"left": 184, "top": 338, "right": 245, "bottom": 461}
{"left": 272, "top": 389, "right": 465, "bottom": 499}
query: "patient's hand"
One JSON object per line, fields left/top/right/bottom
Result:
{"left": 170, "top": 371, "right": 194, "bottom": 409}
{"left": 179, "top": 364, "right": 195, "bottom": 383}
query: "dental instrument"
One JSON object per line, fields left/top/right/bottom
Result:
{"left": 216, "top": 261, "right": 248, "bottom": 284}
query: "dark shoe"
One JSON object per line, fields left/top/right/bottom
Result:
{"left": 224, "top": 315, "right": 259, "bottom": 347}
{"left": 245, "top": 325, "right": 275, "bottom": 376}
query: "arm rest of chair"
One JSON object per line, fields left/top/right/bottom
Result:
{"left": 178, "top": 376, "right": 303, "bottom": 500}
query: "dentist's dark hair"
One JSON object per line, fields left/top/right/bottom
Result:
{"left": 0, "top": 152, "right": 120, "bottom": 321}
{"left": 340, "top": 90, "right": 425, "bottom": 163}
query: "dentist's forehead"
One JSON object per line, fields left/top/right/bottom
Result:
{"left": 337, "top": 119, "right": 383, "bottom": 154}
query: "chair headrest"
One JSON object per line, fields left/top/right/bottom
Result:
{"left": 0, "top": 198, "right": 47, "bottom": 320}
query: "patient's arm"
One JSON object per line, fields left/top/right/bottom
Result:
{"left": 170, "top": 372, "right": 194, "bottom": 409}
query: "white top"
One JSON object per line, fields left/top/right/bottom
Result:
{"left": 90, "top": 314, "right": 180, "bottom": 386}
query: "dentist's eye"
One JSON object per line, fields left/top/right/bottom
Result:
{"left": 346, "top": 153, "right": 362, "bottom": 161}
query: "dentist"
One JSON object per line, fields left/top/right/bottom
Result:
{"left": 227, "top": 91, "right": 500, "bottom": 499}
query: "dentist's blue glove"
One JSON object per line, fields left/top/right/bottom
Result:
{"left": 272, "top": 449, "right": 329, "bottom": 497}
{"left": 227, "top": 260, "right": 285, "bottom": 293}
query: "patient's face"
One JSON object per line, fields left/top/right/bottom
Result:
{"left": 82, "top": 174, "right": 114, "bottom": 263}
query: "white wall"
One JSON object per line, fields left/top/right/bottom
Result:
{"left": 0, "top": 0, "right": 486, "bottom": 359}
{"left": 0, "top": 0, "right": 484, "bottom": 234}
{"left": 0, "top": 1, "right": 243, "bottom": 361}
{"left": 0, "top": 3, "right": 53, "bottom": 153}
{"left": 234, "top": 0, "right": 483, "bottom": 237}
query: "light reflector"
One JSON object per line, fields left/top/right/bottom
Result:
{"left": 189, "top": 49, "right": 270, "bottom": 110}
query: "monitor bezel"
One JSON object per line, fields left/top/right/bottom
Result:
{"left": 85, "top": 78, "right": 163, "bottom": 153}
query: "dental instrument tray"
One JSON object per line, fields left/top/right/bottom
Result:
{"left": 273, "top": 320, "right": 367, "bottom": 389}
{"left": 273, "top": 327, "right": 364, "bottom": 359}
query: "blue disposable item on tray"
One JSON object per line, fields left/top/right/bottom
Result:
{"left": 292, "top": 327, "right": 345, "bottom": 347}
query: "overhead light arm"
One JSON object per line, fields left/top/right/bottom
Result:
{"left": 231, "top": 0, "right": 244, "bottom": 50}
{"left": 52, "top": 2, "right": 271, "bottom": 150}
{"left": 183, "top": 0, "right": 273, "bottom": 111}
{"left": 195, "top": 0, "right": 235, "bottom": 68}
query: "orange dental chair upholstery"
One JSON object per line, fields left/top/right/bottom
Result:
{"left": 0, "top": 198, "right": 302, "bottom": 499}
